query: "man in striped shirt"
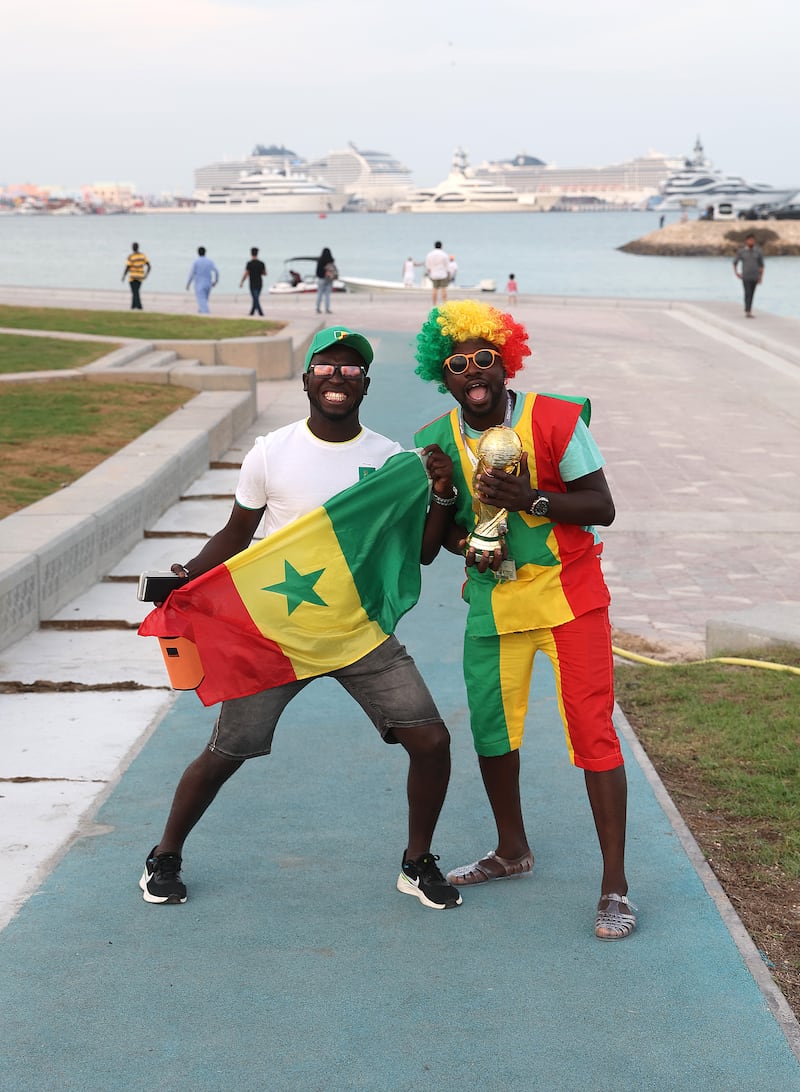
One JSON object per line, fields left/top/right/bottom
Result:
{"left": 121, "top": 242, "right": 151, "bottom": 310}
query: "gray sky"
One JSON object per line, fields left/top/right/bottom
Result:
{"left": 4, "top": 0, "right": 798, "bottom": 194}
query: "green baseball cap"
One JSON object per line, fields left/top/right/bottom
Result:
{"left": 304, "top": 326, "right": 374, "bottom": 370}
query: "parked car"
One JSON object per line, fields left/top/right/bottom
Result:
{"left": 738, "top": 201, "right": 780, "bottom": 220}
{"left": 766, "top": 199, "right": 800, "bottom": 220}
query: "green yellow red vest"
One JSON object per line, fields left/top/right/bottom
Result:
{"left": 414, "top": 391, "right": 610, "bottom": 636}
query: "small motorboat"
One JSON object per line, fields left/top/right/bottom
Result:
{"left": 339, "top": 276, "right": 423, "bottom": 293}
{"left": 268, "top": 256, "right": 347, "bottom": 295}
{"left": 341, "top": 275, "right": 496, "bottom": 294}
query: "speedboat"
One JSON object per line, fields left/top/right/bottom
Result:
{"left": 650, "top": 137, "right": 797, "bottom": 213}
{"left": 268, "top": 257, "right": 347, "bottom": 296}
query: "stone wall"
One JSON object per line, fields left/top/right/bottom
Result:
{"left": 620, "top": 222, "right": 800, "bottom": 256}
{"left": 0, "top": 390, "right": 255, "bottom": 651}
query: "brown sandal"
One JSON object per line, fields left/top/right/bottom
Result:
{"left": 445, "top": 850, "right": 534, "bottom": 886}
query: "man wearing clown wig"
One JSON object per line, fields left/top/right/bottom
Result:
{"left": 414, "top": 300, "right": 636, "bottom": 940}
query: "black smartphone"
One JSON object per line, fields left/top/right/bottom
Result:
{"left": 137, "top": 571, "right": 190, "bottom": 602}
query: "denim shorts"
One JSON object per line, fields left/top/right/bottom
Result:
{"left": 208, "top": 636, "right": 442, "bottom": 760}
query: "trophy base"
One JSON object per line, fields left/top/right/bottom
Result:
{"left": 467, "top": 530, "right": 504, "bottom": 554}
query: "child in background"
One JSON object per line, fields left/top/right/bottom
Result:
{"left": 506, "top": 273, "right": 518, "bottom": 304}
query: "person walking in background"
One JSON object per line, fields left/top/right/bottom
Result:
{"left": 733, "top": 233, "right": 764, "bottom": 318}
{"left": 424, "top": 241, "right": 451, "bottom": 306}
{"left": 239, "top": 247, "right": 267, "bottom": 316}
{"left": 413, "top": 299, "right": 635, "bottom": 942}
{"left": 402, "top": 256, "right": 420, "bottom": 288}
{"left": 506, "top": 273, "right": 518, "bottom": 305}
{"left": 186, "top": 247, "right": 219, "bottom": 314}
{"left": 121, "top": 242, "right": 150, "bottom": 310}
{"left": 316, "top": 247, "right": 337, "bottom": 314}
{"left": 447, "top": 254, "right": 458, "bottom": 285}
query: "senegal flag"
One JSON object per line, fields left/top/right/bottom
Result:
{"left": 138, "top": 451, "right": 430, "bottom": 706}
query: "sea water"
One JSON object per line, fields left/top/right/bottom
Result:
{"left": 0, "top": 211, "right": 797, "bottom": 318}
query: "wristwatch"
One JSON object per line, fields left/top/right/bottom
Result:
{"left": 529, "top": 491, "right": 550, "bottom": 518}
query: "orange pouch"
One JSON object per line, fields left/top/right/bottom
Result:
{"left": 158, "top": 637, "right": 205, "bottom": 691}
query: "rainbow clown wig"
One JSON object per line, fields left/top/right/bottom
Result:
{"left": 414, "top": 300, "right": 531, "bottom": 393}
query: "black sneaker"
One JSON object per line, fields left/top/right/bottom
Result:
{"left": 396, "top": 852, "right": 462, "bottom": 910}
{"left": 139, "top": 845, "right": 187, "bottom": 904}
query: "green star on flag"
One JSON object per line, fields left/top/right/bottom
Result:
{"left": 138, "top": 450, "right": 430, "bottom": 706}
{"left": 263, "top": 561, "right": 327, "bottom": 615}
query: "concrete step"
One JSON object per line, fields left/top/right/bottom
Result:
{"left": 707, "top": 603, "right": 800, "bottom": 655}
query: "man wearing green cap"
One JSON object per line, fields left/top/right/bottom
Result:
{"left": 139, "top": 326, "right": 462, "bottom": 912}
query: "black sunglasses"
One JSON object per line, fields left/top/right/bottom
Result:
{"left": 443, "top": 349, "right": 503, "bottom": 374}
{"left": 307, "top": 362, "right": 366, "bottom": 379}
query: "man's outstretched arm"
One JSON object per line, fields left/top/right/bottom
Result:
{"left": 172, "top": 502, "right": 266, "bottom": 579}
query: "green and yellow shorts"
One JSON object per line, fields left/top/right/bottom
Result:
{"left": 463, "top": 607, "right": 623, "bottom": 771}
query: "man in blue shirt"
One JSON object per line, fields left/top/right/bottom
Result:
{"left": 187, "top": 246, "right": 219, "bottom": 314}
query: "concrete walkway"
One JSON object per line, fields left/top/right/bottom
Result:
{"left": 1, "top": 291, "right": 799, "bottom": 1089}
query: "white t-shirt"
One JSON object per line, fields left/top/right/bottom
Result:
{"left": 425, "top": 248, "right": 451, "bottom": 280}
{"left": 235, "top": 419, "right": 404, "bottom": 537}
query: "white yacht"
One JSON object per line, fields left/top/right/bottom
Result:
{"left": 194, "top": 167, "right": 348, "bottom": 213}
{"left": 388, "top": 149, "right": 556, "bottom": 213}
{"left": 651, "top": 137, "right": 796, "bottom": 212}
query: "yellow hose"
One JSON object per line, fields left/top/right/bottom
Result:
{"left": 612, "top": 646, "right": 800, "bottom": 677}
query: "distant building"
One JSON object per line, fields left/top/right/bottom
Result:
{"left": 82, "top": 181, "right": 137, "bottom": 209}
{"left": 0, "top": 182, "right": 46, "bottom": 200}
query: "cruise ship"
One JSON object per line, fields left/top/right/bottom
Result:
{"left": 475, "top": 150, "right": 680, "bottom": 207}
{"left": 650, "top": 137, "right": 797, "bottom": 212}
{"left": 388, "top": 148, "right": 556, "bottom": 213}
{"left": 194, "top": 145, "right": 306, "bottom": 191}
{"left": 194, "top": 166, "right": 348, "bottom": 214}
{"left": 304, "top": 143, "right": 413, "bottom": 209}
{"left": 194, "top": 142, "right": 411, "bottom": 212}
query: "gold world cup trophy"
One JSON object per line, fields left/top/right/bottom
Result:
{"left": 466, "top": 426, "right": 524, "bottom": 564}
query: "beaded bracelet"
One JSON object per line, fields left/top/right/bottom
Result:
{"left": 431, "top": 488, "right": 458, "bottom": 508}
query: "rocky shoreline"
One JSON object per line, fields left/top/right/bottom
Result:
{"left": 619, "top": 221, "right": 800, "bottom": 257}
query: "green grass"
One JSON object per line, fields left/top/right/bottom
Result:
{"left": 0, "top": 333, "right": 118, "bottom": 373}
{"left": 615, "top": 648, "right": 800, "bottom": 877}
{"left": 1, "top": 381, "right": 193, "bottom": 442}
{"left": 0, "top": 304, "right": 283, "bottom": 341}
{"left": 0, "top": 380, "right": 194, "bottom": 515}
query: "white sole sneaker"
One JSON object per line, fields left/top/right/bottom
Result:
{"left": 396, "top": 870, "right": 462, "bottom": 910}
